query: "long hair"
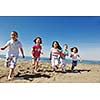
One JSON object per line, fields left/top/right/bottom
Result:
{"left": 52, "top": 41, "right": 62, "bottom": 50}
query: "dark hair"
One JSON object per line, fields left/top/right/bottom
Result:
{"left": 71, "top": 47, "right": 78, "bottom": 53}
{"left": 52, "top": 41, "right": 62, "bottom": 50}
{"left": 11, "top": 31, "right": 18, "bottom": 37}
{"left": 34, "top": 37, "right": 42, "bottom": 44}
{"left": 63, "top": 44, "right": 68, "bottom": 48}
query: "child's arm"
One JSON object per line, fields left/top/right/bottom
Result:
{"left": 40, "top": 46, "right": 43, "bottom": 55}
{"left": 0, "top": 41, "right": 10, "bottom": 50}
{"left": 20, "top": 48, "right": 25, "bottom": 58}
{"left": 77, "top": 55, "right": 82, "bottom": 62}
{"left": 50, "top": 52, "right": 52, "bottom": 60}
{"left": 31, "top": 48, "right": 34, "bottom": 58}
{"left": 0, "top": 46, "right": 8, "bottom": 50}
{"left": 70, "top": 54, "right": 73, "bottom": 58}
{"left": 0, "top": 44, "right": 9, "bottom": 50}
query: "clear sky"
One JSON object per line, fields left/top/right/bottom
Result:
{"left": 0, "top": 16, "right": 100, "bottom": 60}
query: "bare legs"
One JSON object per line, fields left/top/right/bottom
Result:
{"left": 8, "top": 68, "right": 14, "bottom": 80}
{"left": 32, "top": 59, "right": 39, "bottom": 73}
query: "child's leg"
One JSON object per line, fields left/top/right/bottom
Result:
{"left": 60, "top": 58, "right": 66, "bottom": 71}
{"left": 35, "top": 61, "right": 39, "bottom": 71}
{"left": 71, "top": 61, "right": 77, "bottom": 70}
{"left": 7, "top": 56, "right": 17, "bottom": 79}
{"left": 51, "top": 58, "right": 56, "bottom": 71}
{"left": 5, "top": 57, "right": 11, "bottom": 67}
{"left": 34, "top": 57, "right": 40, "bottom": 72}
{"left": 32, "top": 58, "right": 35, "bottom": 69}
{"left": 8, "top": 68, "right": 14, "bottom": 80}
{"left": 53, "top": 58, "right": 59, "bottom": 71}
{"left": 59, "top": 58, "right": 63, "bottom": 68}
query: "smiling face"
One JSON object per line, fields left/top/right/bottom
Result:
{"left": 53, "top": 42, "right": 58, "bottom": 49}
{"left": 36, "top": 38, "right": 41, "bottom": 44}
{"left": 10, "top": 32, "right": 18, "bottom": 41}
{"left": 73, "top": 48, "right": 77, "bottom": 53}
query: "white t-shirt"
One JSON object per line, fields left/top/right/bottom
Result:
{"left": 5, "top": 39, "right": 22, "bottom": 58}
{"left": 70, "top": 52, "right": 79, "bottom": 61}
{"left": 50, "top": 48, "right": 60, "bottom": 58}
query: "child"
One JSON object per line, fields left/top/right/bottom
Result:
{"left": 31, "top": 37, "right": 43, "bottom": 73}
{"left": 50, "top": 41, "right": 62, "bottom": 71}
{"left": 70, "top": 47, "right": 82, "bottom": 71}
{"left": 59, "top": 44, "right": 69, "bottom": 72}
{"left": 0, "top": 31, "right": 25, "bottom": 80}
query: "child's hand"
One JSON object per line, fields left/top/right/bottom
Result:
{"left": 0, "top": 47, "right": 4, "bottom": 50}
{"left": 41, "top": 52, "right": 43, "bottom": 55}
{"left": 80, "top": 59, "right": 83, "bottom": 62}
{"left": 22, "top": 55, "right": 25, "bottom": 58}
{"left": 49, "top": 58, "right": 51, "bottom": 60}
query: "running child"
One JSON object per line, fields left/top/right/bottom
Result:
{"left": 70, "top": 47, "right": 82, "bottom": 71}
{"left": 0, "top": 31, "right": 25, "bottom": 80}
{"left": 31, "top": 37, "right": 43, "bottom": 73}
{"left": 50, "top": 41, "right": 62, "bottom": 71}
{"left": 59, "top": 44, "right": 69, "bottom": 72}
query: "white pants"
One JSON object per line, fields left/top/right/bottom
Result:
{"left": 51, "top": 57, "right": 59, "bottom": 68}
{"left": 60, "top": 58, "right": 66, "bottom": 68}
{"left": 5, "top": 56, "right": 17, "bottom": 69}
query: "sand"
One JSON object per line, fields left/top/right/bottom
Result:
{"left": 0, "top": 60, "right": 100, "bottom": 83}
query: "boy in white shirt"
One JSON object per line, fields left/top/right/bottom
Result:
{"left": 0, "top": 31, "right": 25, "bottom": 80}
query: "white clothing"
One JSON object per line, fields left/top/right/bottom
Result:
{"left": 51, "top": 57, "right": 59, "bottom": 67}
{"left": 5, "top": 56, "right": 17, "bottom": 68}
{"left": 60, "top": 58, "right": 66, "bottom": 67}
{"left": 70, "top": 52, "right": 79, "bottom": 61}
{"left": 4, "top": 39, "right": 22, "bottom": 68}
{"left": 50, "top": 48, "right": 60, "bottom": 59}
{"left": 60, "top": 49, "right": 69, "bottom": 67}
{"left": 5, "top": 39, "right": 22, "bottom": 58}
{"left": 50, "top": 48, "right": 60, "bottom": 67}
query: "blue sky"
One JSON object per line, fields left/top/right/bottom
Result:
{"left": 0, "top": 16, "right": 100, "bottom": 60}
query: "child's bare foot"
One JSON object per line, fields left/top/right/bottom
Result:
{"left": 62, "top": 68, "right": 66, "bottom": 72}
{"left": 52, "top": 67, "right": 57, "bottom": 72}
{"left": 33, "top": 69, "right": 39, "bottom": 74}
{"left": 7, "top": 76, "right": 12, "bottom": 80}
{"left": 55, "top": 66, "right": 59, "bottom": 69}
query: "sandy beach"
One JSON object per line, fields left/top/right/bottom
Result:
{"left": 0, "top": 60, "right": 100, "bottom": 83}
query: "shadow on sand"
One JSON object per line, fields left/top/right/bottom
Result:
{"left": 45, "top": 69, "right": 91, "bottom": 74}
{"left": 14, "top": 72, "right": 50, "bottom": 81}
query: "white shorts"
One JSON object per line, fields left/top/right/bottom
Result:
{"left": 60, "top": 58, "right": 66, "bottom": 67}
{"left": 51, "top": 57, "right": 59, "bottom": 67}
{"left": 5, "top": 56, "right": 17, "bottom": 69}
